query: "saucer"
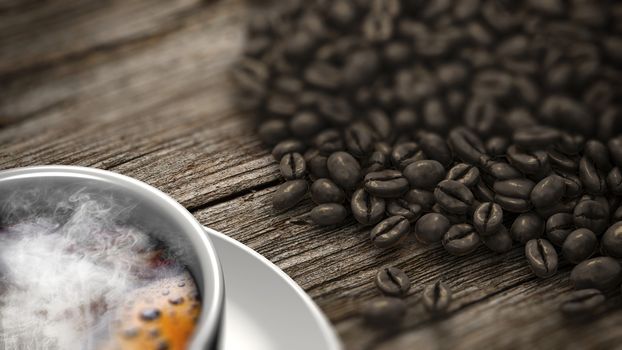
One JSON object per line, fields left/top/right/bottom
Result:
{"left": 204, "top": 227, "right": 342, "bottom": 350}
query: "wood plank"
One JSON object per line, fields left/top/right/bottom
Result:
{"left": 0, "top": 0, "right": 283, "bottom": 209}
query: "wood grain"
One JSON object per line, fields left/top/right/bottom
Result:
{"left": 2, "top": 0, "right": 621, "bottom": 349}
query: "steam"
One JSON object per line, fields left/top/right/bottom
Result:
{"left": 0, "top": 189, "right": 185, "bottom": 350}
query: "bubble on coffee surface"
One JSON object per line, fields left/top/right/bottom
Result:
{"left": 0, "top": 190, "right": 202, "bottom": 350}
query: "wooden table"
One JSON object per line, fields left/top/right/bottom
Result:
{"left": 2, "top": 1, "right": 622, "bottom": 349}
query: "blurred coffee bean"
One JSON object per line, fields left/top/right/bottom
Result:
{"left": 546, "top": 213, "right": 575, "bottom": 246}
{"left": 573, "top": 199, "right": 609, "bottom": 235}
{"left": 327, "top": 151, "right": 361, "bottom": 190}
{"left": 414, "top": 213, "right": 450, "bottom": 244}
{"left": 375, "top": 267, "right": 410, "bottom": 297}
{"left": 473, "top": 202, "right": 503, "bottom": 236}
{"left": 486, "top": 137, "right": 510, "bottom": 158}
{"left": 494, "top": 178, "right": 535, "bottom": 213}
{"left": 403, "top": 160, "right": 446, "bottom": 189}
{"left": 386, "top": 199, "right": 422, "bottom": 223}
{"left": 481, "top": 226, "right": 513, "bottom": 253}
{"left": 570, "top": 257, "right": 622, "bottom": 291}
{"left": 513, "top": 126, "right": 561, "bottom": 151}
{"left": 345, "top": 123, "right": 375, "bottom": 158}
{"left": 418, "top": 132, "right": 453, "bottom": 168}
{"left": 446, "top": 163, "right": 480, "bottom": 187}
{"left": 556, "top": 133, "right": 585, "bottom": 155}
{"left": 311, "top": 178, "right": 345, "bottom": 204}
{"left": 511, "top": 212, "right": 544, "bottom": 244}
{"left": 393, "top": 108, "right": 418, "bottom": 131}
{"left": 422, "top": 281, "right": 452, "bottom": 315}
{"left": 314, "top": 129, "right": 344, "bottom": 155}
{"left": 506, "top": 145, "right": 550, "bottom": 177}
{"left": 560, "top": 289, "right": 605, "bottom": 317}
{"left": 448, "top": 127, "right": 487, "bottom": 166}
{"left": 280, "top": 152, "right": 306, "bottom": 180}
{"left": 606, "top": 167, "right": 622, "bottom": 195}
{"left": 273, "top": 180, "right": 308, "bottom": 211}
{"left": 361, "top": 297, "right": 406, "bottom": 326}
{"left": 584, "top": 140, "right": 613, "bottom": 172}
{"left": 525, "top": 238, "right": 558, "bottom": 278}
{"left": 305, "top": 149, "right": 330, "bottom": 179}
{"left": 404, "top": 188, "right": 436, "bottom": 210}
{"left": 272, "top": 139, "right": 306, "bottom": 160}
{"left": 442, "top": 223, "right": 481, "bottom": 256}
{"left": 464, "top": 97, "right": 498, "bottom": 136}
{"left": 608, "top": 136, "right": 622, "bottom": 168}
{"left": 601, "top": 222, "right": 622, "bottom": 258}
{"left": 530, "top": 175, "right": 566, "bottom": 209}
{"left": 258, "top": 119, "right": 289, "bottom": 146}
{"left": 364, "top": 170, "right": 409, "bottom": 198}
{"left": 548, "top": 149, "right": 579, "bottom": 172}
{"left": 371, "top": 215, "right": 410, "bottom": 248}
{"left": 304, "top": 61, "right": 342, "bottom": 90}
{"left": 562, "top": 228, "right": 598, "bottom": 264}
{"left": 310, "top": 203, "right": 348, "bottom": 226}
{"left": 391, "top": 142, "right": 426, "bottom": 170}
{"left": 351, "top": 188, "right": 386, "bottom": 226}
{"left": 486, "top": 161, "right": 522, "bottom": 181}
{"left": 435, "top": 180, "right": 474, "bottom": 214}
{"left": 290, "top": 111, "right": 325, "bottom": 139}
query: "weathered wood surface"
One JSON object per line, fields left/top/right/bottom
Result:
{"left": 1, "top": 1, "right": 622, "bottom": 349}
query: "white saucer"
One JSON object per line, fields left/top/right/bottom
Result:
{"left": 203, "top": 227, "right": 342, "bottom": 350}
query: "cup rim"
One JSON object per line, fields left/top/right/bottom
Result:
{"left": 0, "top": 165, "right": 224, "bottom": 349}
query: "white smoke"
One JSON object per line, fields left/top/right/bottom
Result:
{"left": 0, "top": 189, "right": 185, "bottom": 350}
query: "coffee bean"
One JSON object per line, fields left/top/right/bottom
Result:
{"left": 473, "top": 202, "right": 503, "bottom": 236}
{"left": 546, "top": 213, "right": 574, "bottom": 246}
{"left": 486, "top": 137, "right": 510, "bottom": 158}
{"left": 345, "top": 124, "right": 375, "bottom": 158}
{"left": 606, "top": 167, "right": 622, "bottom": 195}
{"left": 375, "top": 267, "right": 411, "bottom": 297}
{"left": 525, "top": 238, "right": 558, "bottom": 278}
{"left": 310, "top": 178, "right": 345, "bottom": 204}
{"left": 319, "top": 96, "right": 353, "bottom": 126}
{"left": 481, "top": 226, "right": 513, "bottom": 253}
{"left": 579, "top": 156, "right": 607, "bottom": 195}
{"left": 403, "top": 160, "right": 446, "bottom": 189}
{"left": 562, "top": 228, "right": 598, "bottom": 264}
{"left": 584, "top": 140, "right": 612, "bottom": 172}
{"left": 364, "top": 170, "right": 409, "bottom": 198}
{"left": 507, "top": 145, "right": 550, "bottom": 177}
{"left": 414, "top": 213, "right": 451, "bottom": 244}
{"left": 608, "top": 136, "right": 622, "bottom": 168}
{"left": 432, "top": 203, "right": 468, "bottom": 225}
{"left": 272, "top": 180, "right": 308, "bottom": 211}
{"left": 351, "top": 188, "right": 386, "bottom": 226}
{"left": 370, "top": 215, "right": 410, "bottom": 248}
{"left": 513, "top": 126, "right": 561, "bottom": 151}
{"left": 556, "top": 132, "right": 585, "bottom": 155}
{"left": 601, "top": 222, "right": 622, "bottom": 258}
{"left": 418, "top": 132, "right": 453, "bottom": 168}
{"left": 530, "top": 175, "right": 566, "bottom": 209}
{"left": 434, "top": 180, "right": 474, "bottom": 215}
{"left": 510, "top": 212, "right": 544, "bottom": 244}
{"left": 314, "top": 129, "right": 344, "bottom": 155}
{"left": 554, "top": 169, "right": 583, "bottom": 198}
{"left": 446, "top": 163, "right": 480, "bottom": 188}
{"left": 386, "top": 199, "right": 422, "bottom": 223}
{"left": 304, "top": 61, "right": 342, "bottom": 90}
{"left": 494, "top": 178, "right": 535, "bottom": 213}
{"left": 361, "top": 297, "right": 406, "bottom": 326}
{"left": 305, "top": 149, "right": 330, "bottom": 179}
{"left": 290, "top": 111, "right": 325, "bottom": 139}
{"left": 404, "top": 188, "right": 435, "bottom": 210}
{"left": 570, "top": 257, "right": 622, "bottom": 291}
{"left": 280, "top": 153, "right": 306, "bottom": 180}
{"left": 448, "top": 127, "right": 487, "bottom": 166}
{"left": 548, "top": 148, "right": 579, "bottom": 172}
{"left": 422, "top": 281, "right": 452, "bottom": 314}
{"left": 573, "top": 199, "right": 609, "bottom": 235}
{"left": 258, "top": 119, "right": 289, "bottom": 146}
{"left": 464, "top": 97, "right": 498, "bottom": 136}
{"left": 560, "top": 289, "right": 605, "bottom": 317}
{"left": 391, "top": 142, "right": 426, "bottom": 170}
{"left": 442, "top": 223, "right": 481, "bottom": 256}
{"left": 393, "top": 108, "right": 418, "bottom": 131}
{"left": 473, "top": 180, "right": 496, "bottom": 203}
{"left": 327, "top": 151, "right": 361, "bottom": 190}
{"left": 367, "top": 109, "right": 393, "bottom": 140}
{"left": 272, "top": 139, "right": 306, "bottom": 160}
{"left": 310, "top": 203, "right": 348, "bottom": 226}
{"left": 485, "top": 161, "right": 522, "bottom": 181}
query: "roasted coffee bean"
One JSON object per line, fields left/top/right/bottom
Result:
{"left": 510, "top": 212, "right": 544, "bottom": 244}
{"left": 570, "top": 257, "right": 622, "bottom": 291}
{"left": 414, "top": 213, "right": 451, "bottom": 245}
{"left": 506, "top": 145, "right": 550, "bottom": 177}
{"left": 403, "top": 160, "right": 446, "bottom": 189}
{"left": 404, "top": 188, "right": 435, "bottom": 210}
{"left": 485, "top": 161, "right": 522, "bottom": 181}
{"left": 554, "top": 170, "right": 583, "bottom": 198}
{"left": 464, "top": 97, "right": 497, "bottom": 136}
{"left": 601, "top": 222, "right": 622, "bottom": 258}
{"left": 304, "top": 61, "right": 342, "bottom": 90}
{"left": 579, "top": 156, "right": 607, "bottom": 195}
{"left": 393, "top": 108, "right": 418, "bottom": 131}
{"left": 584, "top": 140, "right": 612, "bottom": 172}
{"left": 536, "top": 199, "right": 578, "bottom": 219}
{"left": 310, "top": 203, "right": 348, "bottom": 226}
{"left": 422, "top": 99, "right": 451, "bottom": 134}
{"left": 546, "top": 213, "right": 574, "bottom": 246}
{"left": 513, "top": 126, "right": 561, "bottom": 151}
{"left": 494, "top": 178, "right": 535, "bottom": 213}
{"left": 370, "top": 215, "right": 410, "bottom": 248}
{"left": 573, "top": 199, "right": 609, "bottom": 235}
{"left": 272, "top": 139, "right": 306, "bottom": 160}
{"left": 446, "top": 163, "right": 480, "bottom": 187}
{"left": 318, "top": 96, "right": 353, "bottom": 125}
{"left": 314, "top": 129, "right": 344, "bottom": 155}
{"left": 375, "top": 267, "right": 411, "bottom": 297}
{"left": 345, "top": 124, "right": 375, "bottom": 158}
{"left": 432, "top": 203, "right": 468, "bottom": 225}
{"left": 418, "top": 132, "right": 453, "bottom": 168}
{"left": 327, "top": 151, "right": 361, "bottom": 190}
{"left": 481, "top": 226, "right": 513, "bottom": 253}
{"left": 560, "top": 289, "right": 605, "bottom": 317}
{"left": 562, "top": 228, "right": 598, "bottom": 264}
{"left": 391, "top": 142, "right": 426, "bottom": 170}
{"left": 613, "top": 206, "right": 622, "bottom": 223}
{"left": 362, "top": 13, "right": 394, "bottom": 43}
{"left": 448, "top": 127, "right": 487, "bottom": 166}
{"left": 473, "top": 180, "right": 495, "bottom": 202}
{"left": 362, "top": 150, "right": 390, "bottom": 175}
{"left": 364, "top": 170, "right": 409, "bottom": 198}
{"left": 280, "top": 153, "right": 306, "bottom": 180}
{"left": 422, "top": 281, "right": 451, "bottom": 315}
{"left": 258, "top": 119, "right": 289, "bottom": 146}
{"left": 361, "top": 297, "right": 406, "bottom": 326}
{"left": 548, "top": 149, "right": 579, "bottom": 172}
{"left": 434, "top": 180, "right": 474, "bottom": 215}
{"left": 311, "top": 178, "right": 345, "bottom": 204}
{"left": 272, "top": 180, "right": 308, "bottom": 211}
{"left": 442, "top": 223, "right": 481, "bottom": 256}
{"left": 606, "top": 167, "right": 622, "bottom": 195}
{"left": 556, "top": 132, "right": 585, "bottom": 155}
{"left": 305, "top": 149, "right": 330, "bottom": 179}
{"left": 530, "top": 175, "right": 566, "bottom": 209}
{"left": 343, "top": 49, "right": 379, "bottom": 87}
{"left": 473, "top": 202, "right": 503, "bottom": 236}
{"left": 266, "top": 93, "right": 298, "bottom": 117}
{"left": 351, "top": 188, "right": 386, "bottom": 226}
{"left": 486, "top": 137, "right": 510, "bottom": 158}
{"left": 290, "top": 111, "right": 325, "bottom": 139}
{"left": 525, "top": 239, "right": 558, "bottom": 278}
{"left": 386, "top": 199, "right": 422, "bottom": 223}
{"left": 367, "top": 110, "right": 393, "bottom": 140}
{"left": 608, "top": 136, "right": 622, "bottom": 168}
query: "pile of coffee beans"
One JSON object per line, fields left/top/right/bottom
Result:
{"left": 233, "top": 0, "right": 622, "bottom": 324}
